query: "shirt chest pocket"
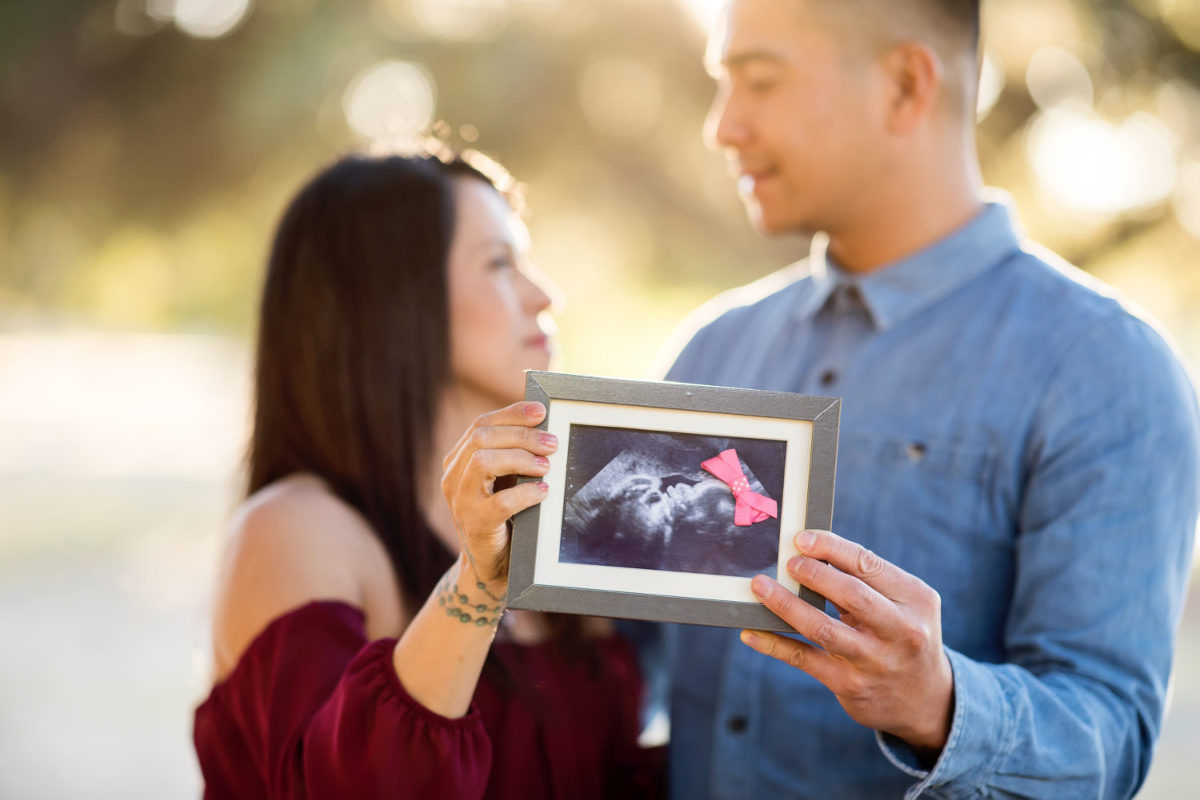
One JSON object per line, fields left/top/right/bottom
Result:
{"left": 836, "top": 433, "right": 997, "bottom": 537}
{"left": 833, "top": 432, "right": 1009, "bottom": 654}
{"left": 835, "top": 433, "right": 1003, "bottom": 564}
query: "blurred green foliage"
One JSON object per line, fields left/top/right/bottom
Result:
{"left": 1, "top": 0, "right": 1198, "bottom": 378}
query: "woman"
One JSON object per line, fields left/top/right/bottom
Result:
{"left": 193, "top": 152, "right": 660, "bottom": 798}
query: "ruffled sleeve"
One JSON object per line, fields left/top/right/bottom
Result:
{"left": 194, "top": 600, "right": 492, "bottom": 800}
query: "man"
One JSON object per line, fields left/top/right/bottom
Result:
{"left": 655, "top": 1, "right": 1200, "bottom": 797}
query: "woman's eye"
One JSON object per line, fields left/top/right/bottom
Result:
{"left": 489, "top": 255, "right": 514, "bottom": 270}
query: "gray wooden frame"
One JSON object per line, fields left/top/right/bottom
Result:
{"left": 507, "top": 371, "right": 840, "bottom": 631}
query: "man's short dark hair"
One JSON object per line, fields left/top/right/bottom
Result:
{"left": 811, "top": 0, "right": 982, "bottom": 111}
{"left": 819, "top": 0, "right": 981, "bottom": 55}
{"left": 926, "top": 0, "right": 981, "bottom": 51}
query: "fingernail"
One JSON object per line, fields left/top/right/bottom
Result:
{"left": 787, "top": 555, "right": 803, "bottom": 573}
{"left": 536, "top": 481, "right": 549, "bottom": 492}
{"left": 525, "top": 402, "right": 545, "bottom": 419}
{"left": 740, "top": 630, "right": 758, "bottom": 647}
{"left": 539, "top": 432, "right": 558, "bottom": 447}
{"left": 751, "top": 574, "right": 773, "bottom": 599}
{"left": 797, "top": 530, "right": 816, "bottom": 551}
{"left": 534, "top": 456, "right": 550, "bottom": 467}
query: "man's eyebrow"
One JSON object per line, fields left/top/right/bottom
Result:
{"left": 725, "top": 49, "right": 787, "bottom": 69}
{"left": 707, "top": 48, "right": 786, "bottom": 76}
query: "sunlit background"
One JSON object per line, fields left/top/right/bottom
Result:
{"left": 1, "top": 0, "right": 1198, "bottom": 797}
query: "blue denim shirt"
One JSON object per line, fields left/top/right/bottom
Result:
{"left": 659, "top": 201, "right": 1200, "bottom": 799}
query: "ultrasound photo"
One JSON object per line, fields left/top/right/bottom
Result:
{"left": 558, "top": 425, "right": 787, "bottom": 578}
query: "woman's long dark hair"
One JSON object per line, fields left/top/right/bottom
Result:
{"left": 249, "top": 153, "right": 490, "bottom": 612}
{"left": 247, "top": 152, "right": 588, "bottom": 663}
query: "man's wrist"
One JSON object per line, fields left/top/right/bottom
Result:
{"left": 894, "top": 656, "right": 955, "bottom": 753}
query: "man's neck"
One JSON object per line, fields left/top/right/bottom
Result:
{"left": 826, "top": 146, "right": 985, "bottom": 274}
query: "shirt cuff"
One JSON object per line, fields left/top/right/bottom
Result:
{"left": 876, "top": 647, "right": 1015, "bottom": 799}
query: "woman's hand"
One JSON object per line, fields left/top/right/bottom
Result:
{"left": 440, "top": 401, "right": 556, "bottom": 593}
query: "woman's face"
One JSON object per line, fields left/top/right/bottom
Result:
{"left": 446, "top": 178, "right": 555, "bottom": 407}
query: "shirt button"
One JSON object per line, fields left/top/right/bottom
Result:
{"left": 819, "top": 369, "right": 837, "bottom": 387}
{"left": 727, "top": 715, "right": 748, "bottom": 733}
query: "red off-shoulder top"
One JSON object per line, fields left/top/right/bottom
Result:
{"left": 193, "top": 600, "right": 663, "bottom": 799}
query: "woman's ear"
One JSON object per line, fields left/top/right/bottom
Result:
{"left": 881, "top": 41, "right": 943, "bottom": 134}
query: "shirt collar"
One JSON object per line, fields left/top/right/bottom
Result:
{"left": 794, "top": 199, "right": 1024, "bottom": 330}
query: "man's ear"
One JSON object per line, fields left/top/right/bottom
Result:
{"left": 881, "top": 42, "right": 943, "bottom": 134}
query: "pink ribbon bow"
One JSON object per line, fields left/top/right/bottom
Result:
{"left": 700, "top": 449, "right": 779, "bottom": 526}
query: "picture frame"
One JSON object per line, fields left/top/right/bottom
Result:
{"left": 507, "top": 371, "right": 840, "bottom": 632}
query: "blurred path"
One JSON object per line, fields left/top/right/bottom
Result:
{"left": 0, "top": 331, "right": 1194, "bottom": 798}
{"left": 0, "top": 332, "right": 245, "bottom": 799}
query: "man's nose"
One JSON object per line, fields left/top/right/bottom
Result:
{"left": 705, "top": 91, "right": 746, "bottom": 152}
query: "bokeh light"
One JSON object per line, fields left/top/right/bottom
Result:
{"left": 169, "top": 0, "right": 253, "bottom": 39}
{"left": 342, "top": 60, "right": 437, "bottom": 145}
{"left": 1025, "top": 45, "right": 1093, "bottom": 111}
{"left": 410, "top": 0, "right": 511, "bottom": 41}
{"left": 1026, "top": 108, "right": 1177, "bottom": 216}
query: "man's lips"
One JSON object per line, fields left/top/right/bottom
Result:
{"left": 524, "top": 334, "right": 550, "bottom": 350}
{"left": 736, "top": 168, "right": 779, "bottom": 195}
{"left": 728, "top": 157, "right": 777, "bottom": 179}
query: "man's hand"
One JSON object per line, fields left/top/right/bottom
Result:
{"left": 742, "top": 529, "right": 954, "bottom": 753}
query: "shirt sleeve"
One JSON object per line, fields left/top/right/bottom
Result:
{"left": 210, "top": 601, "right": 492, "bottom": 799}
{"left": 878, "top": 313, "right": 1200, "bottom": 799}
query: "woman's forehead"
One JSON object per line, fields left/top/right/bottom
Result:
{"left": 453, "top": 178, "right": 528, "bottom": 249}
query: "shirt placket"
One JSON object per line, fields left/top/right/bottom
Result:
{"left": 709, "top": 632, "right": 766, "bottom": 798}
{"left": 800, "top": 283, "right": 870, "bottom": 395}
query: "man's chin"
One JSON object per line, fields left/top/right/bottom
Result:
{"left": 741, "top": 196, "right": 808, "bottom": 236}
{"left": 748, "top": 206, "right": 807, "bottom": 237}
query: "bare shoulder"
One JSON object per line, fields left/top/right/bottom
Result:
{"left": 210, "top": 473, "right": 393, "bottom": 679}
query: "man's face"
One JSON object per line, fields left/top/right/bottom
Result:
{"left": 705, "top": 0, "right": 887, "bottom": 235}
